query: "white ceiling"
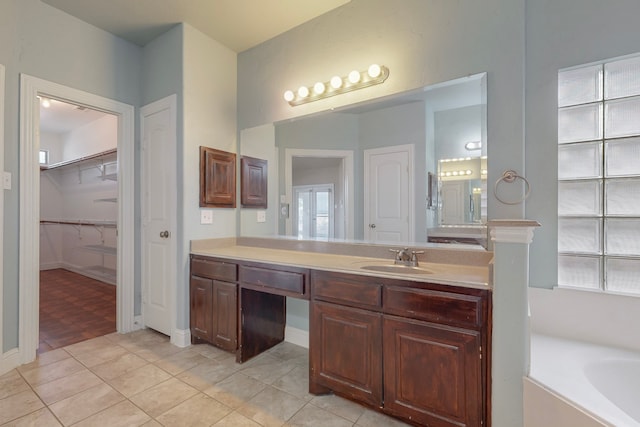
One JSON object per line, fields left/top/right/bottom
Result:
{"left": 41, "top": 0, "right": 351, "bottom": 52}
{"left": 40, "top": 98, "right": 113, "bottom": 134}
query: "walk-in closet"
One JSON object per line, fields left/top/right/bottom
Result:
{"left": 38, "top": 98, "right": 118, "bottom": 352}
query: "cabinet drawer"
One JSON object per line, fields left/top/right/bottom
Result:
{"left": 312, "top": 271, "right": 382, "bottom": 311}
{"left": 239, "top": 264, "right": 308, "bottom": 297}
{"left": 191, "top": 256, "right": 237, "bottom": 281}
{"left": 383, "top": 286, "right": 483, "bottom": 329}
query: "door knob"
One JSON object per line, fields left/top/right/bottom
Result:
{"left": 160, "top": 230, "right": 169, "bottom": 238}
{"left": 369, "top": 224, "right": 376, "bottom": 229}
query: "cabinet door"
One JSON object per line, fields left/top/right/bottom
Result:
{"left": 212, "top": 280, "right": 238, "bottom": 351}
{"left": 310, "top": 301, "right": 382, "bottom": 407}
{"left": 383, "top": 315, "right": 483, "bottom": 427}
{"left": 190, "top": 276, "right": 213, "bottom": 343}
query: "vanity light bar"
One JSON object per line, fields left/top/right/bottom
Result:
{"left": 283, "top": 64, "right": 389, "bottom": 106}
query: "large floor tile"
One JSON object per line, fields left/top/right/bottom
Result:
{"left": 153, "top": 348, "right": 210, "bottom": 375}
{"left": 89, "top": 352, "right": 148, "bottom": 380}
{"left": 107, "top": 363, "right": 172, "bottom": 398}
{"left": 237, "top": 386, "right": 307, "bottom": 427}
{"left": 129, "top": 378, "right": 199, "bottom": 418}
{"left": 285, "top": 403, "right": 354, "bottom": 427}
{"left": 48, "top": 382, "right": 125, "bottom": 426}
{"left": 203, "top": 372, "right": 266, "bottom": 409}
{"left": 0, "top": 370, "right": 30, "bottom": 400}
{"left": 19, "top": 358, "right": 86, "bottom": 387}
{"left": 212, "top": 411, "right": 262, "bottom": 427}
{"left": 32, "top": 369, "right": 103, "bottom": 405}
{"left": 0, "top": 390, "right": 46, "bottom": 425}
{"left": 1, "top": 407, "right": 62, "bottom": 427}
{"left": 155, "top": 393, "right": 232, "bottom": 426}
{"left": 72, "top": 400, "right": 151, "bottom": 427}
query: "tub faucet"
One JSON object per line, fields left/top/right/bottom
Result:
{"left": 389, "top": 247, "right": 424, "bottom": 267}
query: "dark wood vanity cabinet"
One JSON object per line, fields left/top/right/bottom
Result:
{"left": 310, "top": 270, "right": 490, "bottom": 427}
{"left": 189, "top": 256, "right": 238, "bottom": 352}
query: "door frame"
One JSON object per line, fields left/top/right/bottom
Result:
{"left": 140, "top": 94, "right": 178, "bottom": 343}
{"left": 284, "top": 149, "right": 354, "bottom": 239}
{"left": 0, "top": 64, "right": 5, "bottom": 367}
{"left": 19, "top": 74, "right": 135, "bottom": 364}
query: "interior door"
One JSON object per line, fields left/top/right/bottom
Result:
{"left": 141, "top": 95, "right": 177, "bottom": 336}
{"left": 364, "top": 145, "right": 413, "bottom": 242}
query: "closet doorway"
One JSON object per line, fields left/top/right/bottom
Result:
{"left": 39, "top": 98, "right": 119, "bottom": 352}
{"left": 19, "top": 75, "right": 135, "bottom": 363}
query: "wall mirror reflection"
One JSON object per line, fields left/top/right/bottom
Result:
{"left": 240, "top": 72, "right": 488, "bottom": 248}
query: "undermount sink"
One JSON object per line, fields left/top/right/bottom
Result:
{"left": 359, "top": 264, "right": 434, "bottom": 275}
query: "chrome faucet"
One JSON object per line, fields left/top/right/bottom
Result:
{"left": 389, "top": 247, "right": 424, "bottom": 267}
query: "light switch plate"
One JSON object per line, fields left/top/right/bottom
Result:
{"left": 3, "top": 172, "right": 11, "bottom": 190}
{"left": 257, "top": 210, "right": 266, "bottom": 223}
{"left": 200, "top": 210, "right": 213, "bottom": 224}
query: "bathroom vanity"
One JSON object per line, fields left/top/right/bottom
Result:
{"left": 190, "top": 238, "right": 492, "bottom": 427}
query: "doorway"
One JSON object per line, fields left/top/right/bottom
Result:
{"left": 38, "top": 98, "right": 119, "bottom": 352}
{"left": 19, "top": 75, "right": 135, "bottom": 363}
{"left": 292, "top": 184, "right": 335, "bottom": 239}
{"left": 284, "top": 148, "right": 354, "bottom": 239}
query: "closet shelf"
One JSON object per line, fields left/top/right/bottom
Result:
{"left": 40, "top": 219, "right": 117, "bottom": 228}
{"left": 84, "top": 245, "right": 117, "bottom": 256}
{"left": 39, "top": 148, "right": 117, "bottom": 171}
{"left": 94, "top": 198, "right": 117, "bottom": 203}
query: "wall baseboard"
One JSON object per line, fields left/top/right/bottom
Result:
{"left": 285, "top": 326, "right": 309, "bottom": 349}
{"left": 171, "top": 328, "right": 190, "bottom": 348}
{"left": 0, "top": 348, "right": 21, "bottom": 376}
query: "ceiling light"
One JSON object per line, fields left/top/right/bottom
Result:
{"left": 465, "top": 141, "right": 482, "bottom": 151}
{"left": 41, "top": 98, "right": 51, "bottom": 108}
{"left": 283, "top": 64, "right": 389, "bottom": 106}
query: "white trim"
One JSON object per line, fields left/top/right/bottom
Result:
{"left": 0, "top": 64, "right": 6, "bottom": 374}
{"left": 171, "top": 328, "right": 191, "bottom": 348}
{"left": 285, "top": 326, "right": 309, "bottom": 349}
{"left": 489, "top": 220, "right": 540, "bottom": 244}
{"left": 19, "top": 74, "right": 135, "bottom": 366}
{"left": 0, "top": 349, "right": 20, "bottom": 376}
{"left": 284, "top": 149, "right": 354, "bottom": 239}
{"left": 140, "top": 95, "right": 178, "bottom": 340}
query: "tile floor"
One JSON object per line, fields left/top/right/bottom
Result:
{"left": 0, "top": 329, "right": 411, "bottom": 426}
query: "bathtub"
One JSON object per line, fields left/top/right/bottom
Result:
{"left": 529, "top": 333, "right": 640, "bottom": 426}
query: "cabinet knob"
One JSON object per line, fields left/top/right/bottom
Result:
{"left": 160, "top": 230, "right": 169, "bottom": 238}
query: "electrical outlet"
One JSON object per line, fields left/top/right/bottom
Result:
{"left": 257, "top": 210, "right": 266, "bottom": 223}
{"left": 200, "top": 210, "right": 213, "bottom": 224}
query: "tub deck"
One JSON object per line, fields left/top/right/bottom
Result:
{"left": 529, "top": 333, "right": 640, "bottom": 427}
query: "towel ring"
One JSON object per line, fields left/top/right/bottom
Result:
{"left": 494, "top": 169, "right": 530, "bottom": 205}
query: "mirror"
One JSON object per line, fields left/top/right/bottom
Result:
{"left": 240, "top": 73, "right": 487, "bottom": 248}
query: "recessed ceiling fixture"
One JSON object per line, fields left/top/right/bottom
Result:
{"left": 40, "top": 97, "right": 51, "bottom": 108}
{"left": 465, "top": 141, "right": 482, "bottom": 151}
{"left": 283, "top": 64, "right": 389, "bottom": 106}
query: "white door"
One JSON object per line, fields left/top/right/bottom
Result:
{"left": 364, "top": 145, "right": 413, "bottom": 242}
{"left": 440, "top": 181, "right": 466, "bottom": 224}
{"left": 141, "top": 95, "right": 177, "bottom": 336}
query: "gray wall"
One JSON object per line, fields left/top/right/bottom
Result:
{"left": 0, "top": 0, "right": 141, "bottom": 352}
{"left": 238, "top": 0, "right": 526, "bottom": 226}
{"left": 525, "top": 0, "right": 640, "bottom": 288}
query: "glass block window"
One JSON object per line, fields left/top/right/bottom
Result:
{"left": 558, "top": 54, "right": 640, "bottom": 295}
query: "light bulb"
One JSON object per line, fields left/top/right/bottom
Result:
{"left": 283, "top": 90, "right": 295, "bottom": 102}
{"left": 348, "top": 70, "right": 361, "bottom": 84}
{"left": 313, "top": 82, "right": 326, "bottom": 95}
{"left": 466, "top": 170, "right": 472, "bottom": 175}
{"left": 368, "top": 64, "right": 381, "bottom": 78}
{"left": 330, "top": 76, "right": 342, "bottom": 89}
{"left": 41, "top": 98, "right": 51, "bottom": 108}
{"left": 297, "top": 86, "right": 309, "bottom": 98}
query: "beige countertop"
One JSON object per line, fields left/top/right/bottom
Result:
{"left": 191, "top": 238, "right": 492, "bottom": 290}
